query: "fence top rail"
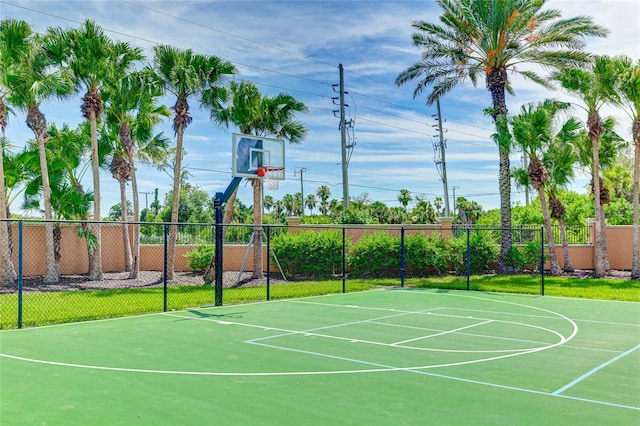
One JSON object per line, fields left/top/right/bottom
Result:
{"left": 0, "top": 218, "right": 217, "bottom": 227}
{"left": 1, "top": 219, "right": 597, "bottom": 231}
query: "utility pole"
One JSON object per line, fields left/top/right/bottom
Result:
{"left": 294, "top": 167, "right": 307, "bottom": 215}
{"left": 432, "top": 98, "right": 450, "bottom": 216}
{"left": 140, "top": 191, "right": 153, "bottom": 211}
{"left": 451, "top": 186, "right": 459, "bottom": 212}
{"left": 335, "top": 64, "right": 349, "bottom": 209}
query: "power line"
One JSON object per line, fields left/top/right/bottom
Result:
{"left": 2, "top": 0, "right": 500, "bottom": 145}
{"left": 3, "top": 0, "right": 518, "bottom": 211}
{"left": 123, "top": 0, "right": 338, "bottom": 70}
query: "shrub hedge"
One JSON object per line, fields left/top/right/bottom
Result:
{"left": 186, "top": 229, "right": 535, "bottom": 279}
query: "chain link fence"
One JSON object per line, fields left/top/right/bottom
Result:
{"left": 0, "top": 219, "right": 545, "bottom": 329}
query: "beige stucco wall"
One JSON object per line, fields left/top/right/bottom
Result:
{"left": 2, "top": 221, "right": 635, "bottom": 277}
{"left": 4, "top": 223, "right": 277, "bottom": 277}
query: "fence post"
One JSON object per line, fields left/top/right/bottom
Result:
{"left": 214, "top": 193, "right": 224, "bottom": 306}
{"left": 266, "top": 225, "right": 271, "bottom": 301}
{"left": 466, "top": 227, "right": 471, "bottom": 291}
{"left": 342, "top": 227, "right": 346, "bottom": 293}
{"left": 540, "top": 226, "right": 545, "bottom": 296}
{"left": 17, "top": 220, "right": 23, "bottom": 329}
{"left": 163, "top": 223, "right": 168, "bottom": 312}
{"left": 400, "top": 227, "right": 405, "bottom": 287}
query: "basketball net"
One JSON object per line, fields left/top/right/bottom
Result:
{"left": 258, "top": 166, "right": 284, "bottom": 190}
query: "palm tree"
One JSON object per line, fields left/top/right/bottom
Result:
{"left": 274, "top": 200, "right": 285, "bottom": 220}
{"left": 263, "top": 195, "right": 275, "bottom": 214}
{"left": 398, "top": 189, "right": 412, "bottom": 212}
{"left": 283, "top": 194, "right": 296, "bottom": 216}
{"left": 103, "top": 67, "right": 170, "bottom": 278}
{"left": 511, "top": 100, "right": 574, "bottom": 275}
{"left": 317, "top": 185, "right": 331, "bottom": 215}
{"left": 0, "top": 19, "right": 32, "bottom": 284}
{"left": 456, "top": 197, "right": 483, "bottom": 225}
{"left": 152, "top": 45, "right": 236, "bottom": 280}
{"left": 294, "top": 193, "right": 303, "bottom": 216}
{"left": 305, "top": 194, "right": 317, "bottom": 215}
{"left": 46, "top": 123, "right": 95, "bottom": 265}
{"left": 46, "top": 19, "right": 143, "bottom": 280}
{"left": 7, "top": 31, "right": 73, "bottom": 283}
{"left": 544, "top": 117, "right": 582, "bottom": 272}
{"left": 611, "top": 55, "right": 640, "bottom": 279}
{"left": 108, "top": 201, "right": 133, "bottom": 221}
{"left": 205, "top": 80, "right": 307, "bottom": 280}
{"left": 553, "top": 56, "right": 619, "bottom": 277}
{"left": 328, "top": 199, "right": 342, "bottom": 217}
{"left": 396, "top": 0, "right": 607, "bottom": 272}
{"left": 109, "top": 149, "right": 133, "bottom": 271}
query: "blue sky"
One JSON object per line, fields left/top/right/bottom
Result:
{"left": 2, "top": 0, "right": 639, "bottom": 217}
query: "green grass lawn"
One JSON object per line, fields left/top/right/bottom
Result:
{"left": 1, "top": 275, "right": 638, "bottom": 329}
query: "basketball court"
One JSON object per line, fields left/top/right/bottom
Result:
{"left": 1, "top": 289, "right": 638, "bottom": 424}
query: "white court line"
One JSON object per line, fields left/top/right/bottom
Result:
{"left": 161, "top": 308, "right": 564, "bottom": 354}
{"left": 243, "top": 309, "right": 566, "bottom": 353}
{"left": 5, "top": 291, "right": 636, "bottom": 411}
{"left": 552, "top": 343, "right": 640, "bottom": 395}
{"left": 243, "top": 307, "right": 440, "bottom": 343}
{"left": 391, "top": 320, "right": 493, "bottom": 345}
{"left": 438, "top": 306, "right": 640, "bottom": 328}
{"left": 0, "top": 292, "right": 578, "bottom": 372}
{"left": 369, "top": 320, "right": 624, "bottom": 354}
{"left": 245, "top": 340, "right": 639, "bottom": 411}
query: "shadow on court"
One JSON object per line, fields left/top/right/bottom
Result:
{"left": 186, "top": 309, "right": 245, "bottom": 319}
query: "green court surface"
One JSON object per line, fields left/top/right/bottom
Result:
{"left": 1, "top": 289, "right": 639, "bottom": 425}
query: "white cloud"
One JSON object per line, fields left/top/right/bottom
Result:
{"left": 3, "top": 0, "right": 638, "bottom": 214}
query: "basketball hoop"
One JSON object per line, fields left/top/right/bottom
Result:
{"left": 257, "top": 166, "right": 284, "bottom": 190}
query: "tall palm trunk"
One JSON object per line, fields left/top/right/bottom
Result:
{"left": 167, "top": 121, "right": 186, "bottom": 281}
{"left": 0, "top": 98, "right": 16, "bottom": 283}
{"left": 118, "top": 179, "right": 132, "bottom": 272}
{"left": 549, "top": 194, "right": 574, "bottom": 272}
{"left": 529, "top": 157, "right": 561, "bottom": 276}
{"left": 487, "top": 68, "right": 512, "bottom": 272}
{"left": 597, "top": 190, "right": 610, "bottom": 271}
{"left": 587, "top": 110, "right": 607, "bottom": 277}
{"left": 120, "top": 122, "right": 140, "bottom": 279}
{"left": 252, "top": 178, "right": 263, "bottom": 279}
{"left": 537, "top": 188, "right": 562, "bottom": 276}
{"left": 28, "top": 106, "right": 59, "bottom": 283}
{"left": 88, "top": 108, "right": 103, "bottom": 280}
{"left": 130, "top": 166, "right": 140, "bottom": 279}
{"left": 557, "top": 216, "right": 574, "bottom": 272}
{"left": 0, "top": 135, "right": 16, "bottom": 284}
{"left": 632, "top": 121, "right": 640, "bottom": 279}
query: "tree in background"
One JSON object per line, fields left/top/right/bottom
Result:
{"left": 152, "top": 44, "right": 236, "bottom": 280}
{"left": 7, "top": 28, "right": 74, "bottom": 283}
{"left": 611, "top": 55, "right": 640, "bottom": 279}
{"left": 396, "top": 0, "right": 607, "bottom": 273}
{"left": 103, "top": 67, "right": 170, "bottom": 278}
{"left": 553, "top": 56, "right": 624, "bottom": 277}
{"left": 397, "top": 189, "right": 412, "bottom": 211}
{"left": 456, "top": 197, "right": 483, "bottom": 225}
{"left": 305, "top": 194, "right": 317, "bottom": 215}
{"left": 205, "top": 80, "right": 307, "bottom": 281}
{"left": 46, "top": 123, "right": 96, "bottom": 265}
{"left": 545, "top": 117, "right": 582, "bottom": 272}
{"left": 316, "top": 185, "right": 331, "bottom": 215}
{"left": 511, "top": 100, "right": 573, "bottom": 275}
{"left": 0, "top": 19, "right": 32, "bottom": 284}
{"left": 46, "top": 19, "right": 143, "bottom": 280}
{"left": 264, "top": 195, "right": 275, "bottom": 214}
